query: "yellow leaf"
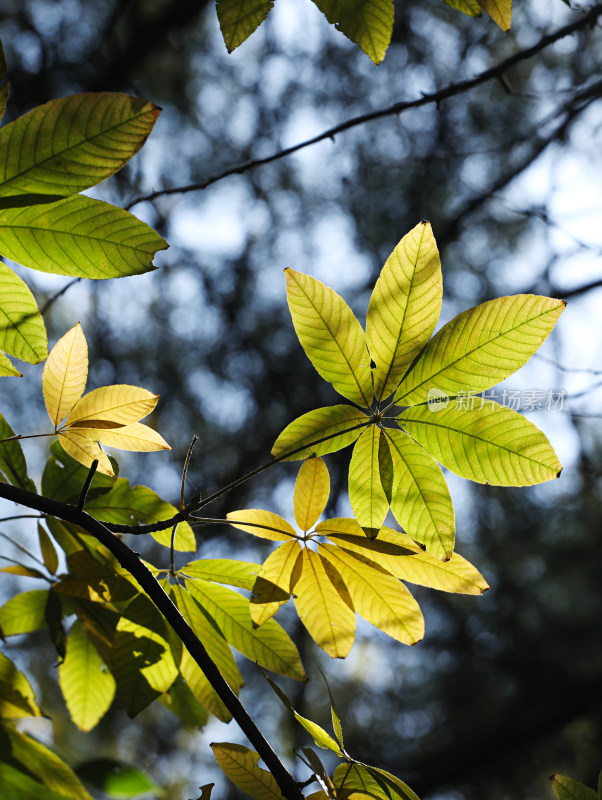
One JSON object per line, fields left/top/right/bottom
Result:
{"left": 294, "top": 458, "right": 330, "bottom": 532}
{"left": 0, "top": 350, "right": 22, "bottom": 376}
{"left": 294, "top": 548, "right": 355, "bottom": 658}
{"left": 367, "top": 221, "right": 442, "bottom": 401}
{"left": 311, "top": 0, "right": 394, "bottom": 64}
{"left": 58, "top": 431, "right": 114, "bottom": 476}
{"left": 67, "top": 384, "right": 158, "bottom": 426}
{"left": 42, "top": 322, "right": 88, "bottom": 426}
{"left": 348, "top": 427, "right": 389, "bottom": 530}
{"left": 75, "top": 422, "right": 170, "bottom": 452}
{"left": 251, "top": 540, "right": 302, "bottom": 627}
{"left": 227, "top": 509, "right": 298, "bottom": 541}
{"left": 320, "top": 544, "right": 424, "bottom": 645}
{"left": 478, "top": 0, "right": 511, "bottom": 30}
{"left": 211, "top": 743, "right": 285, "bottom": 800}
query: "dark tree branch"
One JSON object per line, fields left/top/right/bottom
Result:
{"left": 126, "top": 4, "right": 602, "bottom": 210}
{"left": 0, "top": 480, "right": 305, "bottom": 800}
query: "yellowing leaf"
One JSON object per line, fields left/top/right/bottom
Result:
{"left": 285, "top": 269, "right": 372, "bottom": 407}
{"left": 550, "top": 774, "right": 597, "bottom": 800}
{"left": 181, "top": 559, "right": 261, "bottom": 590}
{"left": 0, "top": 589, "right": 48, "bottom": 636}
{"left": 217, "top": 0, "right": 274, "bottom": 52}
{"left": 349, "top": 427, "right": 389, "bottom": 530}
{"left": 187, "top": 579, "right": 305, "bottom": 680}
{"left": 366, "top": 221, "right": 442, "bottom": 401}
{"left": 320, "top": 544, "right": 424, "bottom": 645}
{"left": 0, "top": 652, "right": 42, "bottom": 719}
{"left": 75, "top": 422, "right": 170, "bottom": 452}
{"left": 211, "top": 743, "right": 285, "bottom": 800}
{"left": 58, "top": 620, "right": 116, "bottom": 731}
{"left": 271, "top": 405, "right": 368, "bottom": 461}
{"left": 311, "top": 0, "right": 394, "bottom": 64}
{"left": 0, "top": 411, "right": 36, "bottom": 491}
{"left": 398, "top": 400, "right": 562, "bottom": 486}
{"left": 396, "top": 295, "right": 565, "bottom": 405}
{"left": 38, "top": 523, "right": 59, "bottom": 574}
{"left": 0, "top": 261, "right": 47, "bottom": 365}
{"left": 251, "top": 540, "right": 302, "bottom": 627}
{"left": 67, "top": 384, "right": 158, "bottom": 426}
{"left": 0, "top": 349, "right": 21, "bottom": 376}
{"left": 43, "top": 323, "right": 88, "bottom": 427}
{"left": 478, "top": 0, "right": 511, "bottom": 31}
{"left": 294, "top": 548, "right": 355, "bottom": 658}
{"left": 58, "top": 431, "right": 114, "bottom": 476}
{"left": 294, "top": 458, "right": 330, "bottom": 532}
{"left": 443, "top": 0, "right": 482, "bottom": 17}
{"left": 386, "top": 428, "right": 455, "bottom": 560}
{"left": 226, "top": 509, "right": 298, "bottom": 541}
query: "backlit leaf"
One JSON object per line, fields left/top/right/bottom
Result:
{"left": 285, "top": 269, "right": 372, "bottom": 406}
{"left": 75, "top": 758, "right": 161, "bottom": 800}
{"left": 85, "top": 478, "right": 196, "bottom": 552}
{"left": 349, "top": 426, "right": 389, "bottom": 530}
{"left": 43, "top": 323, "right": 88, "bottom": 427}
{"left": 0, "top": 589, "right": 48, "bottom": 636}
{"left": 0, "top": 194, "right": 167, "bottom": 279}
{"left": 0, "top": 349, "right": 20, "bottom": 376}
{"left": 187, "top": 578, "right": 305, "bottom": 680}
{"left": 294, "top": 548, "right": 355, "bottom": 658}
{"left": 211, "top": 743, "right": 285, "bottom": 800}
{"left": 160, "top": 677, "right": 209, "bottom": 729}
{"left": 365, "top": 766, "right": 420, "bottom": 800}
{"left": 0, "top": 262, "right": 47, "bottom": 364}
{"left": 271, "top": 405, "right": 368, "bottom": 461}
{"left": 226, "top": 509, "right": 298, "bottom": 541}
{"left": 0, "top": 652, "right": 42, "bottom": 718}
{"left": 320, "top": 544, "right": 424, "bottom": 645}
{"left": 311, "top": 0, "right": 394, "bottom": 64}
{"left": 58, "top": 431, "right": 114, "bottom": 476}
{"left": 443, "top": 0, "right": 481, "bottom": 17}
{"left": 67, "top": 385, "right": 158, "bottom": 426}
{"left": 75, "top": 422, "right": 169, "bottom": 452}
{"left": 386, "top": 428, "right": 454, "bottom": 559}
{"left": 217, "top": 0, "right": 274, "bottom": 52}
{"left": 294, "top": 457, "right": 330, "bottom": 532}
{"left": 0, "top": 412, "right": 36, "bottom": 491}
{"left": 398, "top": 400, "right": 562, "bottom": 486}
{"left": 367, "top": 221, "right": 442, "bottom": 401}
{"left": 59, "top": 620, "right": 115, "bottom": 731}
{"left": 0, "top": 762, "right": 69, "bottom": 800}
{"left": 181, "top": 559, "right": 261, "bottom": 590}
{"left": 0, "top": 93, "right": 160, "bottom": 199}
{"left": 478, "top": 0, "right": 511, "bottom": 30}
{"left": 112, "top": 594, "right": 178, "bottom": 716}
{"left": 251, "top": 540, "right": 302, "bottom": 627}
{"left": 334, "top": 762, "right": 418, "bottom": 800}
{"left": 38, "top": 523, "right": 59, "bottom": 574}
{"left": 396, "top": 295, "right": 565, "bottom": 405}
{"left": 0, "top": 41, "right": 8, "bottom": 123}
{"left": 550, "top": 774, "right": 597, "bottom": 800}
{"left": 41, "top": 439, "right": 117, "bottom": 504}
{"left": 0, "top": 564, "right": 47, "bottom": 578}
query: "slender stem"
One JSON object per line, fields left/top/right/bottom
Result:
{"left": 0, "top": 481, "right": 305, "bottom": 800}
{"left": 0, "top": 529, "right": 47, "bottom": 569}
{"left": 77, "top": 460, "right": 98, "bottom": 511}
{"left": 181, "top": 436, "right": 198, "bottom": 511}
{"left": 0, "top": 432, "right": 56, "bottom": 445}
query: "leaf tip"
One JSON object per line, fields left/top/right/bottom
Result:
{"left": 556, "top": 468, "right": 563, "bottom": 479}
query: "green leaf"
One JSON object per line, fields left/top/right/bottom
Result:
{"left": 58, "top": 620, "right": 115, "bottom": 731}
{"left": 398, "top": 400, "right": 562, "bottom": 486}
{"left": 294, "top": 457, "right": 330, "bottom": 532}
{"left": 38, "top": 523, "right": 59, "bottom": 574}
{"left": 396, "top": 295, "right": 565, "bottom": 405}
{"left": 320, "top": 544, "right": 424, "bottom": 645}
{"left": 55, "top": 550, "right": 138, "bottom": 604}
{"left": 443, "top": 0, "right": 482, "bottom": 17}
{"left": 0, "top": 195, "right": 167, "bottom": 279}
{"left": 160, "top": 676, "right": 210, "bottom": 729}
{"left": 271, "top": 405, "right": 368, "bottom": 461}
{"left": 367, "top": 221, "right": 442, "bottom": 401}
{"left": 0, "top": 349, "right": 21, "bottom": 376}
{"left": 378, "top": 430, "right": 394, "bottom": 505}
{"left": 550, "top": 774, "right": 597, "bottom": 800}
{"left": 251, "top": 540, "right": 302, "bottom": 627}
{"left": 76, "top": 758, "right": 160, "bottom": 799}
{"left": 0, "top": 724, "right": 94, "bottom": 800}
{"left": 217, "top": 0, "right": 274, "bottom": 52}
{"left": 385, "top": 428, "right": 454, "bottom": 559}
{"left": 349, "top": 426, "right": 389, "bottom": 530}
{"left": 334, "top": 762, "right": 418, "bottom": 800}
{"left": 0, "top": 93, "right": 160, "bottom": 200}
{"left": 285, "top": 269, "right": 372, "bottom": 406}
{"left": 85, "top": 478, "right": 195, "bottom": 552}
{"left": 181, "top": 558, "right": 261, "bottom": 590}
{"left": 0, "top": 261, "right": 47, "bottom": 364}
{"left": 42, "top": 440, "right": 117, "bottom": 504}
{"left": 212, "top": 743, "right": 285, "bottom": 800}
{"left": 311, "top": 0, "right": 394, "bottom": 64}
{"left": 0, "top": 412, "right": 36, "bottom": 491}
{"left": 365, "top": 766, "right": 421, "bottom": 800}
{"left": 226, "top": 509, "right": 298, "bottom": 541}
{"left": 0, "top": 652, "right": 42, "bottom": 718}
{"left": 0, "top": 40, "right": 9, "bottom": 124}
{"left": 187, "top": 578, "right": 306, "bottom": 680}
{"left": 0, "top": 763, "right": 71, "bottom": 800}
{"left": 111, "top": 594, "right": 178, "bottom": 717}
{"left": 0, "top": 589, "right": 48, "bottom": 636}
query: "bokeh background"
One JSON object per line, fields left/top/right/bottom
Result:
{"left": 1, "top": 0, "right": 601, "bottom": 798}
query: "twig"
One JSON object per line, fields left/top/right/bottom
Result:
{"left": 77, "top": 460, "right": 98, "bottom": 511}
{"left": 126, "top": 4, "right": 602, "bottom": 209}
{"left": 40, "top": 278, "right": 82, "bottom": 315}
{"left": 181, "top": 435, "right": 198, "bottom": 511}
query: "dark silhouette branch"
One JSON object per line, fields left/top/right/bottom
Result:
{"left": 0, "top": 480, "right": 305, "bottom": 800}
{"left": 126, "top": 4, "right": 602, "bottom": 210}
